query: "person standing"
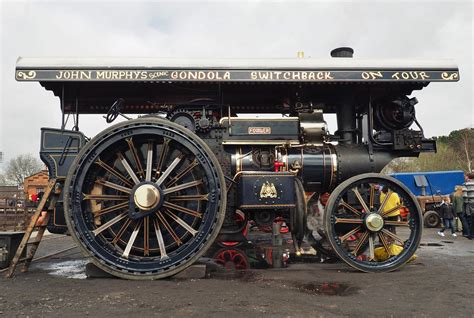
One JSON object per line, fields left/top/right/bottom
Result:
{"left": 438, "top": 198, "right": 457, "bottom": 237}
{"left": 451, "top": 185, "right": 470, "bottom": 238}
{"left": 380, "top": 187, "right": 401, "bottom": 234}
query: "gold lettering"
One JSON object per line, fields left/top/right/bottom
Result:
{"left": 56, "top": 71, "right": 64, "bottom": 79}
{"left": 251, "top": 72, "right": 257, "bottom": 80}
{"left": 401, "top": 72, "right": 410, "bottom": 80}
{"left": 419, "top": 71, "right": 429, "bottom": 80}
{"left": 292, "top": 72, "right": 300, "bottom": 80}
{"left": 274, "top": 71, "right": 282, "bottom": 79}
{"left": 223, "top": 71, "right": 230, "bottom": 80}
{"left": 80, "top": 71, "right": 91, "bottom": 80}
{"left": 140, "top": 71, "right": 147, "bottom": 79}
{"left": 392, "top": 72, "right": 400, "bottom": 80}
{"left": 361, "top": 71, "right": 382, "bottom": 80}
{"left": 170, "top": 71, "right": 178, "bottom": 80}
{"left": 283, "top": 72, "right": 291, "bottom": 80}
{"left": 325, "top": 72, "right": 334, "bottom": 80}
{"left": 308, "top": 72, "right": 316, "bottom": 80}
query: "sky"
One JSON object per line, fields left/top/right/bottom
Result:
{"left": 0, "top": 0, "right": 473, "bottom": 170}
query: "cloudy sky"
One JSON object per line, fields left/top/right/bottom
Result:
{"left": 0, "top": 0, "right": 472, "bottom": 170}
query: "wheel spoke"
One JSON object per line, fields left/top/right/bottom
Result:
{"left": 351, "top": 231, "right": 369, "bottom": 256}
{"left": 369, "top": 184, "right": 375, "bottom": 209}
{"left": 156, "top": 155, "right": 184, "bottom": 186}
{"left": 155, "top": 211, "right": 182, "bottom": 245}
{"left": 352, "top": 188, "right": 370, "bottom": 213}
{"left": 144, "top": 216, "right": 150, "bottom": 256}
{"left": 95, "top": 158, "right": 134, "bottom": 188}
{"left": 152, "top": 218, "right": 169, "bottom": 260}
{"left": 339, "top": 199, "right": 362, "bottom": 216}
{"left": 111, "top": 218, "right": 133, "bottom": 244}
{"left": 123, "top": 220, "right": 142, "bottom": 258}
{"left": 92, "top": 212, "right": 128, "bottom": 236}
{"left": 164, "top": 210, "right": 198, "bottom": 236}
{"left": 168, "top": 194, "right": 209, "bottom": 202}
{"left": 156, "top": 138, "right": 170, "bottom": 178}
{"left": 378, "top": 232, "right": 392, "bottom": 257}
{"left": 126, "top": 137, "right": 144, "bottom": 180}
{"left": 83, "top": 194, "right": 129, "bottom": 201}
{"left": 368, "top": 233, "right": 375, "bottom": 261}
{"left": 381, "top": 229, "right": 405, "bottom": 244}
{"left": 96, "top": 179, "right": 132, "bottom": 194}
{"left": 163, "top": 179, "right": 202, "bottom": 195}
{"left": 166, "top": 159, "right": 199, "bottom": 187}
{"left": 377, "top": 192, "right": 392, "bottom": 214}
{"left": 118, "top": 152, "right": 140, "bottom": 185}
{"left": 384, "top": 220, "right": 410, "bottom": 227}
{"left": 381, "top": 204, "right": 404, "bottom": 218}
{"left": 94, "top": 201, "right": 129, "bottom": 217}
{"left": 339, "top": 225, "right": 362, "bottom": 242}
{"left": 145, "top": 142, "right": 153, "bottom": 182}
{"left": 163, "top": 201, "right": 202, "bottom": 218}
{"left": 335, "top": 217, "right": 363, "bottom": 224}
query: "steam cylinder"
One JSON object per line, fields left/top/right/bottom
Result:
{"left": 233, "top": 144, "right": 397, "bottom": 194}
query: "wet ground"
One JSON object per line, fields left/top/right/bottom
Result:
{"left": 1, "top": 228, "right": 473, "bottom": 317}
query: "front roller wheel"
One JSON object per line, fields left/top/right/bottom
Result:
{"left": 324, "top": 173, "right": 422, "bottom": 272}
{"left": 64, "top": 118, "right": 226, "bottom": 279}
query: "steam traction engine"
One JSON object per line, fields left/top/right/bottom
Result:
{"left": 15, "top": 48, "right": 459, "bottom": 279}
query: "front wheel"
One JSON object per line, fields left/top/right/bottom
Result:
{"left": 324, "top": 173, "right": 422, "bottom": 273}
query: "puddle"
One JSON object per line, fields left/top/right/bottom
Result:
{"left": 419, "top": 242, "right": 443, "bottom": 247}
{"left": 38, "top": 259, "right": 87, "bottom": 279}
{"left": 293, "top": 282, "right": 358, "bottom": 296}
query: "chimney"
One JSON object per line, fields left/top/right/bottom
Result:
{"left": 330, "top": 47, "right": 354, "bottom": 58}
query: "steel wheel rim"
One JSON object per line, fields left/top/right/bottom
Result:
{"left": 64, "top": 118, "right": 226, "bottom": 278}
{"left": 325, "top": 173, "right": 422, "bottom": 272}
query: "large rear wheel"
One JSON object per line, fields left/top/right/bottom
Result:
{"left": 64, "top": 118, "right": 226, "bottom": 279}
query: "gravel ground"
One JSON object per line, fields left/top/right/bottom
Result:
{"left": 1, "top": 228, "right": 473, "bottom": 318}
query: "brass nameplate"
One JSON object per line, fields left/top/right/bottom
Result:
{"left": 248, "top": 127, "right": 271, "bottom": 134}
{"left": 260, "top": 181, "right": 277, "bottom": 199}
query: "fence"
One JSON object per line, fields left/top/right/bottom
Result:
{"left": 0, "top": 204, "right": 36, "bottom": 231}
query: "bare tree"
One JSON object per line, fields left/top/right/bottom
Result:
{"left": 457, "top": 129, "right": 473, "bottom": 172}
{"left": 4, "top": 154, "right": 43, "bottom": 185}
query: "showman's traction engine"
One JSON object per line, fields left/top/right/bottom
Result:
{"left": 15, "top": 48, "right": 459, "bottom": 279}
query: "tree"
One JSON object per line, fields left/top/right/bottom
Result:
{"left": 437, "top": 128, "right": 473, "bottom": 173}
{"left": 3, "top": 154, "right": 43, "bottom": 186}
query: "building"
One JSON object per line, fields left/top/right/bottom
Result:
{"left": 23, "top": 170, "right": 49, "bottom": 201}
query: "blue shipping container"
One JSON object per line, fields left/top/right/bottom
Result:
{"left": 390, "top": 170, "right": 465, "bottom": 196}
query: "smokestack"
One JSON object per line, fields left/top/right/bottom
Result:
{"left": 330, "top": 47, "right": 354, "bottom": 58}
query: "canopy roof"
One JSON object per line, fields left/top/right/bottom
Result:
{"left": 16, "top": 57, "right": 460, "bottom": 83}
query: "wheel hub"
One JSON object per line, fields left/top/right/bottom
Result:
{"left": 129, "top": 182, "right": 164, "bottom": 220}
{"left": 365, "top": 213, "right": 384, "bottom": 232}
{"left": 134, "top": 184, "right": 161, "bottom": 210}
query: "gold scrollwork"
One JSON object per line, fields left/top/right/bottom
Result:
{"left": 441, "top": 72, "right": 459, "bottom": 81}
{"left": 17, "top": 70, "right": 37, "bottom": 80}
